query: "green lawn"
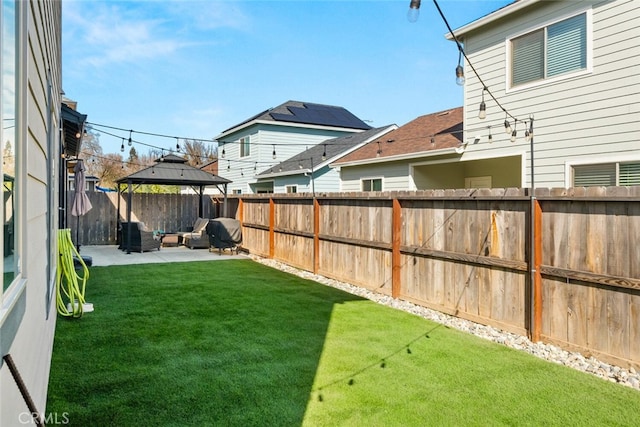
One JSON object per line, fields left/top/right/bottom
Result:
{"left": 47, "top": 260, "right": 640, "bottom": 426}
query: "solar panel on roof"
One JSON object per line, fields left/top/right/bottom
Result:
{"left": 269, "top": 103, "right": 370, "bottom": 130}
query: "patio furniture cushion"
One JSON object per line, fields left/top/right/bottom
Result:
{"left": 120, "top": 221, "right": 161, "bottom": 253}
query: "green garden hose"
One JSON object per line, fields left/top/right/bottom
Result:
{"left": 56, "top": 229, "right": 90, "bottom": 317}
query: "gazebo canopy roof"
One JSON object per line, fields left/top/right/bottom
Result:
{"left": 116, "top": 154, "right": 231, "bottom": 187}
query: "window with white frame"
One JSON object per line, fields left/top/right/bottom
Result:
{"left": 240, "top": 136, "right": 250, "bottom": 157}
{"left": 2, "top": 0, "right": 20, "bottom": 292}
{"left": 232, "top": 189, "right": 242, "bottom": 194}
{"left": 285, "top": 185, "right": 297, "bottom": 194}
{"left": 361, "top": 178, "right": 382, "bottom": 192}
{"left": 573, "top": 162, "right": 640, "bottom": 187}
{"left": 510, "top": 11, "right": 587, "bottom": 87}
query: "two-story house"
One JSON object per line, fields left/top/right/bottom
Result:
{"left": 450, "top": 0, "right": 639, "bottom": 188}
{"left": 214, "top": 100, "right": 372, "bottom": 194}
{"left": 255, "top": 125, "right": 397, "bottom": 194}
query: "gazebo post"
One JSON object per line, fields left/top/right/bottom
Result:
{"left": 223, "top": 183, "right": 228, "bottom": 218}
{"left": 116, "top": 183, "right": 121, "bottom": 245}
{"left": 126, "top": 179, "right": 132, "bottom": 254}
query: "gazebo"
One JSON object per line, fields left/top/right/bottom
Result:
{"left": 116, "top": 154, "right": 231, "bottom": 253}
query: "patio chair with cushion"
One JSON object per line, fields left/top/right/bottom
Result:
{"left": 179, "top": 217, "right": 212, "bottom": 249}
{"left": 120, "top": 222, "right": 161, "bottom": 253}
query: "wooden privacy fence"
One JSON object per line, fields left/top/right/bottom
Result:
{"left": 65, "top": 192, "right": 229, "bottom": 246}
{"left": 236, "top": 187, "right": 640, "bottom": 370}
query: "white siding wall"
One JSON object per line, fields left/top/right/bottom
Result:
{"left": 1, "top": 0, "right": 61, "bottom": 423}
{"left": 461, "top": 0, "right": 640, "bottom": 188}
{"left": 218, "top": 124, "right": 353, "bottom": 194}
{"left": 271, "top": 165, "right": 342, "bottom": 194}
{"left": 338, "top": 161, "right": 411, "bottom": 192}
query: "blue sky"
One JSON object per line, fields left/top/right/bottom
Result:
{"left": 62, "top": 0, "right": 511, "bottom": 155}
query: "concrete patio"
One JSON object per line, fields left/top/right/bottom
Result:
{"left": 77, "top": 245, "right": 247, "bottom": 267}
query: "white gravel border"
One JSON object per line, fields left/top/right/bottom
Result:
{"left": 251, "top": 255, "right": 640, "bottom": 391}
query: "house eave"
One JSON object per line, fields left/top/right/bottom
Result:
{"left": 446, "top": 0, "right": 541, "bottom": 39}
{"left": 215, "top": 120, "right": 367, "bottom": 141}
{"left": 257, "top": 168, "right": 313, "bottom": 180}
{"left": 330, "top": 147, "right": 460, "bottom": 168}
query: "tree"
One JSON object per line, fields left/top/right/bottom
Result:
{"left": 180, "top": 139, "right": 217, "bottom": 167}
{"left": 80, "top": 128, "right": 104, "bottom": 178}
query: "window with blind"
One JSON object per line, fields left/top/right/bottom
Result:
{"left": 573, "top": 162, "right": 640, "bottom": 187}
{"left": 511, "top": 12, "right": 587, "bottom": 87}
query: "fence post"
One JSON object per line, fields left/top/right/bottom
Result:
{"left": 313, "top": 198, "right": 320, "bottom": 274}
{"left": 532, "top": 199, "right": 543, "bottom": 342}
{"left": 269, "top": 197, "right": 275, "bottom": 259}
{"left": 392, "top": 198, "right": 401, "bottom": 298}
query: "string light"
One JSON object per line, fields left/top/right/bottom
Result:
{"left": 272, "top": 145, "right": 276, "bottom": 159}
{"left": 510, "top": 122, "right": 517, "bottom": 143}
{"left": 120, "top": 138, "right": 125, "bottom": 153}
{"left": 221, "top": 147, "right": 225, "bottom": 158}
{"left": 321, "top": 144, "right": 327, "bottom": 161}
{"left": 504, "top": 114, "right": 512, "bottom": 135}
{"left": 478, "top": 88, "right": 487, "bottom": 120}
{"left": 128, "top": 130, "right": 132, "bottom": 146}
{"left": 488, "top": 126, "right": 493, "bottom": 144}
{"left": 455, "top": 51, "right": 465, "bottom": 86}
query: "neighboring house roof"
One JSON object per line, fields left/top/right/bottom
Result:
{"left": 216, "top": 100, "right": 371, "bottom": 139}
{"left": 116, "top": 154, "right": 231, "bottom": 186}
{"left": 257, "top": 125, "right": 397, "bottom": 179}
{"left": 200, "top": 159, "right": 218, "bottom": 175}
{"left": 61, "top": 103, "right": 87, "bottom": 158}
{"left": 332, "top": 107, "right": 463, "bottom": 166}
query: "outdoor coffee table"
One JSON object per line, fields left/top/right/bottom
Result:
{"left": 160, "top": 233, "right": 179, "bottom": 247}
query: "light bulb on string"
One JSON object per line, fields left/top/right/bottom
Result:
{"left": 488, "top": 126, "right": 493, "bottom": 144}
{"left": 221, "top": 147, "right": 225, "bottom": 159}
{"left": 322, "top": 145, "right": 327, "bottom": 161}
{"left": 524, "top": 121, "right": 531, "bottom": 142}
{"left": 128, "top": 130, "right": 132, "bottom": 146}
{"left": 455, "top": 51, "right": 465, "bottom": 86}
{"left": 120, "top": 138, "right": 125, "bottom": 153}
{"left": 510, "top": 123, "right": 517, "bottom": 143}
{"left": 478, "top": 88, "right": 486, "bottom": 120}
{"left": 407, "top": 0, "right": 421, "bottom": 23}
{"left": 272, "top": 145, "right": 276, "bottom": 159}
{"left": 504, "top": 115, "right": 512, "bottom": 135}
{"left": 176, "top": 138, "right": 180, "bottom": 152}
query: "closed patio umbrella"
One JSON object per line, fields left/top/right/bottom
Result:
{"left": 71, "top": 159, "right": 92, "bottom": 251}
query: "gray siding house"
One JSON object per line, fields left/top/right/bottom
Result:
{"left": 214, "top": 101, "right": 372, "bottom": 194}
{"left": 256, "top": 125, "right": 397, "bottom": 194}
{"left": 1, "top": 0, "right": 68, "bottom": 424}
{"left": 451, "top": 0, "right": 640, "bottom": 188}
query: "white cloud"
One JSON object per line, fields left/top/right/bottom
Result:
{"left": 63, "top": 1, "right": 247, "bottom": 69}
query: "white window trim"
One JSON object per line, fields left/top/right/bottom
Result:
{"left": 361, "top": 176, "right": 383, "bottom": 192}
{"left": 505, "top": 7, "right": 593, "bottom": 93}
{"left": 565, "top": 154, "right": 640, "bottom": 187}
